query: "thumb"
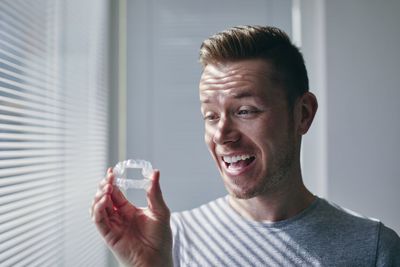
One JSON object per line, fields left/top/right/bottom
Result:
{"left": 147, "top": 169, "right": 170, "bottom": 218}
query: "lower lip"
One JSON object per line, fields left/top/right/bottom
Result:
{"left": 223, "top": 158, "right": 256, "bottom": 177}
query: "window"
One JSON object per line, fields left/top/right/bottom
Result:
{"left": 0, "top": 0, "right": 110, "bottom": 265}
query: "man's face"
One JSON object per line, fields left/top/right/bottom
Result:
{"left": 200, "top": 59, "right": 298, "bottom": 199}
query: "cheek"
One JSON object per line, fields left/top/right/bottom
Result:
{"left": 204, "top": 133, "right": 211, "bottom": 147}
{"left": 241, "top": 117, "right": 271, "bottom": 141}
{"left": 204, "top": 124, "right": 214, "bottom": 143}
{"left": 241, "top": 119, "right": 276, "bottom": 154}
{"left": 204, "top": 128, "right": 214, "bottom": 151}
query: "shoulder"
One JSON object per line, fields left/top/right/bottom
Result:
{"left": 376, "top": 223, "right": 400, "bottom": 265}
{"left": 314, "top": 198, "right": 381, "bottom": 230}
{"left": 314, "top": 198, "right": 400, "bottom": 263}
{"left": 308, "top": 199, "right": 380, "bottom": 250}
{"left": 290, "top": 197, "right": 400, "bottom": 265}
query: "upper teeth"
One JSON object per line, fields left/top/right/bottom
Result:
{"left": 223, "top": 154, "right": 252, "bottom": 164}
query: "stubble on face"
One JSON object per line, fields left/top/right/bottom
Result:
{"left": 229, "top": 117, "right": 297, "bottom": 200}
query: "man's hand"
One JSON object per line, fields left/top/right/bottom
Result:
{"left": 91, "top": 168, "right": 173, "bottom": 267}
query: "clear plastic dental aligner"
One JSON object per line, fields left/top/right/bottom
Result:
{"left": 112, "top": 159, "right": 153, "bottom": 190}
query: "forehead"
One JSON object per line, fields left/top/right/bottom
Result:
{"left": 199, "top": 59, "right": 277, "bottom": 102}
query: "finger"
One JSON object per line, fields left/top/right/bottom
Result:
{"left": 107, "top": 166, "right": 136, "bottom": 213}
{"left": 94, "top": 168, "right": 114, "bottom": 205}
{"left": 93, "top": 183, "right": 113, "bottom": 203}
{"left": 110, "top": 183, "right": 133, "bottom": 213}
{"left": 106, "top": 168, "right": 115, "bottom": 184}
{"left": 98, "top": 178, "right": 108, "bottom": 191}
{"left": 146, "top": 170, "right": 170, "bottom": 218}
{"left": 95, "top": 167, "right": 113, "bottom": 195}
{"left": 91, "top": 182, "right": 113, "bottom": 217}
{"left": 90, "top": 167, "right": 114, "bottom": 219}
{"left": 92, "top": 194, "right": 113, "bottom": 236}
{"left": 90, "top": 194, "right": 101, "bottom": 218}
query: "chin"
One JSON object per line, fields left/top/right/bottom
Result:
{"left": 226, "top": 182, "right": 261, "bottom": 200}
{"left": 229, "top": 189, "right": 260, "bottom": 200}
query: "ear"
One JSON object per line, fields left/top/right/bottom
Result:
{"left": 294, "top": 92, "right": 318, "bottom": 135}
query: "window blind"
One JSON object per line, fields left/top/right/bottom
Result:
{"left": 0, "top": 0, "right": 109, "bottom": 266}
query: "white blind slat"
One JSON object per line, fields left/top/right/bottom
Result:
{"left": 0, "top": 70, "right": 61, "bottom": 103}
{"left": 0, "top": 123, "right": 62, "bottom": 134}
{"left": 0, "top": 113, "right": 61, "bottom": 128}
{"left": 0, "top": 178, "right": 61, "bottom": 200}
{"left": 0, "top": 163, "right": 62, "bottom": 178}
{"left": 0, "top": 142, "right": 63, "bottom": 150}
{"left": 0, "top": 39, "right": 48, "bottom": 68}
{"left": 0, "top": 84, "right": 60, "bottom": 108}
{"left": 0, "top": 57, "right": 60, "bottom": 88}
{"left": 0, "top": 156, "right": 63, "bottom": 168}
{"left": 0, "top": 200, "right": 63, "bottom": 234}
{"left": 0, "top": 2, "right": 48, "bottom": 41}
{"left": 0, "top": 182, "right": 63, "bottom": 206}
{"left": 0, "top": 26, "right": 48, "bottom": 56}
{"left": 19, "top": 246, "right": 63, "bottom": 267}
{"left": 0, "top": 149, "right": 62, "bottom": 159}
{"left": 0, "top": 228, "right": 63, "bottom": 265}
{"left": 0, "top": 133, "right": 62, "bottom": 141}
{"left": 0, "top": 170, "right": 62, "bottom": 187}
{"left": 0, "top": 48, "right": 59, "bottom": 82}
{"left": 0, "top": 214, "right": 62, "bottom": 252}
{"left": 0, "top": 95, "right": 60, "bottom": 115}
{"left": 0, "top": 103, "right": 63, "bottom": 121}
{"left": 1, "top": 0, "right": 44, "bottom": 27}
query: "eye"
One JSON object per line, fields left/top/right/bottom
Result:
{"left": 236, "top": 107, "right": 259, "bottom": 117}
{"left": 237, "top": 109, "right": 251, "bottom": 115}
{"left": 203, "top": 112, "right": 219, "bottom": 122}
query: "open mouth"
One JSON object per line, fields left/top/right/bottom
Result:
{"left": 222, "top": 154, "right": 256, "bottom": 170}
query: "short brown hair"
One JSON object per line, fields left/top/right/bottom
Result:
{"left": 199, "top": 25, "right": 309, "bottom": 108}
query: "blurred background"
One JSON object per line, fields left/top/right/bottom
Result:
{"left": 0, "top": 0, "right": 399, "bottom": 266}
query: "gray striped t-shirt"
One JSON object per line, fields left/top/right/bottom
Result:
{"left": 171, "top": 196, "right": 400, "bottom": 266}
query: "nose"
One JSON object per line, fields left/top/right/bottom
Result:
{"left": 212, "top": 116, "right": 240, "bottom": 145}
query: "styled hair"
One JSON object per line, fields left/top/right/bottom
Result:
{"left": 199, "top": 25, "right": 309, "bottom": 108}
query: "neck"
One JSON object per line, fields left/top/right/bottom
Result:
{"left": 228, "top": 172, "right": 315, "bottom": 222}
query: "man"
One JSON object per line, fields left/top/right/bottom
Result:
{"left": 91, "top": 26, "right": 400, "bottom": 266}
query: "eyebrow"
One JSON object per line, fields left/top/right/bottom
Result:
{"left": 200, "top": 92, "right": 253, "bottom": 104}
{"left": 232, "top": 91, "right": 253, "bottom": 99}
{"left": 200, "top": 91, "right": 254, "bottom": 104}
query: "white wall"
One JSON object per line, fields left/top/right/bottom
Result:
{"left": 126, "top": 0, "right": 292, "bottom": 210}
{"left": 301, "top": 0, "right": 400, "bottom": 234}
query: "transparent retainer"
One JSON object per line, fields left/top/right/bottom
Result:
{"left": 112, "top": 159, "right": 153, "bottom": 190}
